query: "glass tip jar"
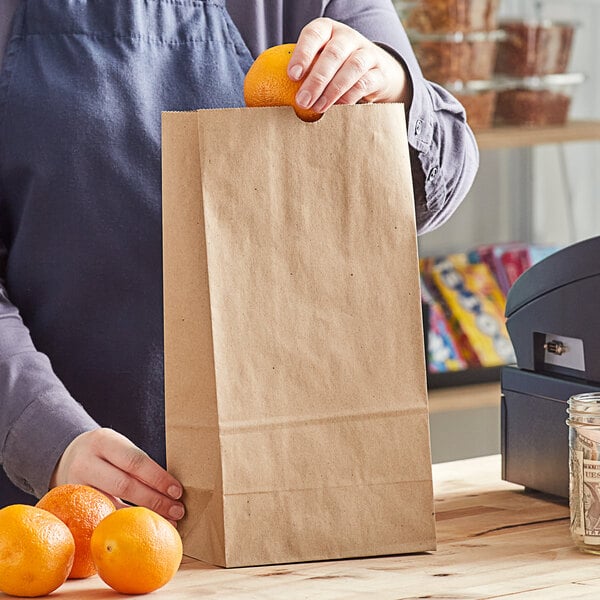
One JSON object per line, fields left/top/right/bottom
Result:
{"left": 567, "top": 393, "right": 600, "bottom": 554}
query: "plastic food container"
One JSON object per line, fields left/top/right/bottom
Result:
{"left": 445, "top": 80, "right": 499, "bottom": 129}
{"left": 495, "top": 20, "right": 577, "bottom": 77}
{"left": 493, "top": 73, "right": 585, "bottom": 127}
{"left": 411, "top": 30, "right": 504, "bottom": 83}
{"left": 394, "top": 0, "right": 500, "bottom": 33}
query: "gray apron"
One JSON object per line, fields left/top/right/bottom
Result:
{"left": 0, "top": 0, "right": 253, "bottom": 504}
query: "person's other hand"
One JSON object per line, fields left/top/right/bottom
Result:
{"left": 288, "top": 18, "right": 412, "bottom": 115}
{"left": 50, "top": 428, "right": 184, "bottom": 526}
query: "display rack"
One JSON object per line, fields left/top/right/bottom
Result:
{"left": 427, "top": 120, "right": 600, "bottom": 396}
{"left": 427, "top": 366, "right": 502, "bottom": 389}
{"left": 421, "top": 0, "right": 600, "bottom": 398}
{"left": 474, "top": 119, "right": 600, "bottom": 149}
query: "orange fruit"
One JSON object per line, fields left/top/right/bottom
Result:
{"left": 0, "top": 504, "right": 75, "bottom": 597}
{"left": 244, "top": 43, "right": 321, "bottom": 122}
{"left": 90, "top": 506, "right": 183, "bottom": 594}
{"left": 36, "top": 484, "right": 116, "bottom": 579}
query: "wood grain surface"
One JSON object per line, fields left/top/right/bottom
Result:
{"left": 18, "top": 455, "right": 596, "bottom": 600}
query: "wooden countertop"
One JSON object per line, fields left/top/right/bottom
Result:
{"left": 39, "top": 455, "right": 600, "bottom": 600}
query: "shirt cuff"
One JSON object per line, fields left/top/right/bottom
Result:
{"left": 3, "top": 393, "right": 98, "bottom": 498}
{"left": 376, "top": 42, "right": 443, "bottom": 206}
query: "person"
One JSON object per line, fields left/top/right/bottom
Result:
{"left": 0, "top": 0, "right": 478, "bottom": 522}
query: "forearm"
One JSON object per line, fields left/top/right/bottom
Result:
{"left": 407, "top": 79, "right": 479, "bottom": 234}
{"left": 0, "top": 283, "right": 98, "bottom": 498}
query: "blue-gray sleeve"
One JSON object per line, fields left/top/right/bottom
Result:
{"left": 0, "top": 241, "right": 98, "bottom": 497}
{"left": 0, "top": 0, "right": 98, "bottom": 498}
{"left": 324, "top": 0, "right": 479, "bottom": 234}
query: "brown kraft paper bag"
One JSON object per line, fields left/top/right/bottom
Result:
{"left": 161, "top": 104, "right": 436, "bottom": 567}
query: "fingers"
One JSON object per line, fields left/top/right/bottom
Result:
{"left": 337, "top": 68, "right": 384, "bottom": 106}
{"left": 83, "top": 452, "right": 185, "bottom": 523}
{"left": 109, "top": 496, "right": 178, "bottom": 528}
{"left": 304, "top": 46, "right": 378, "bottom": 113}
{"left": 289, "top": 18, "right": 409, "bottom": 115}
{"left": 315, "top": 54, "right": 381, "bottom": 112}
{"left": 51, "top": 428, "right": 185, "bottom": 523}
{"left": 98, "top": 430, "right": 182, "bottom": 501}
{"left": 292, "top": 19, "right": 362, "bottom": 112}
{"left": 288, "top": 17, "right": 335, "bottom": 82}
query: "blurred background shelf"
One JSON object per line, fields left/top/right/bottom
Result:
{"left": 427, "top": 366, "right": 502, "bottom": 389}
{"left": 474, "top": 119, "right": 600, "bottom": 149}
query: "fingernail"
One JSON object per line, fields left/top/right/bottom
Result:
{"left": 169, "top": 504, "right": 185, "bottom": 520}
{"left": 289, "top": 64, "right": 303, "bottom": 80}
{"left": 313, "top": 97, "right": 327, "bottom": 113}
{"left": 168, "top": 485, "right": 182, "bottom": 499}
{"left": 296, "top": 90, "right": 312, "bottom": 109}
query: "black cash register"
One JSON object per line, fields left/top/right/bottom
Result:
{"left": 501, "top": 235, "right": 600, "bottom": 498}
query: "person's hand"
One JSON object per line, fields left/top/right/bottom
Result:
{"left": 288, "top": 18, "right": 412, "bottom": 115}
{"left": 50, "top": 428, "right": 185, "bottom": 526}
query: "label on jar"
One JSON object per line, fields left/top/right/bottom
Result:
{"left": 583, "top": 459, "right": 600, "bottom": 543}
{"left": 571, "top": 433, "right": 600, "bottom": 544}
{"left": 571, "top": 449, "right": 584, "bottom": 537}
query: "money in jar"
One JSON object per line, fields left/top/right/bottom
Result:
{"left": 567, "top": 392, "right": 600, "bottom": 553}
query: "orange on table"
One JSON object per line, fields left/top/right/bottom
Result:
{"left": 36, "top": 483, "right": 116, "bottom": 579}
{"left": 244, "top": 43, "right": 322, "bottom": 122}
{"left": 0, "top": 504, "right": 75, "bottom": 598}
{"left": 90, "top": 506, "right": 183, "bottom": 595}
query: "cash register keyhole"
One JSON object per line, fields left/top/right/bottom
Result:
{"left": 544, "top": 340, "right": 567, "bottom": 355}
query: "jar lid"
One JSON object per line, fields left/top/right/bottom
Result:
{"left": 443, "top": 79, "right": 505, "bottom": 94}
{"left": 497, "top": 72, "right": 586, "bottom": 90}
{"left": 408, "top": 29, "right": 506, "bottom": 42}
{"left": 499, "top": 18, "right": 580, "bottom": 30}
{"left": 395, "top": 0, "right": 500, "bottom": 10}
{"left": 567, "top": 393, "right": 600, "bottom": 423}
